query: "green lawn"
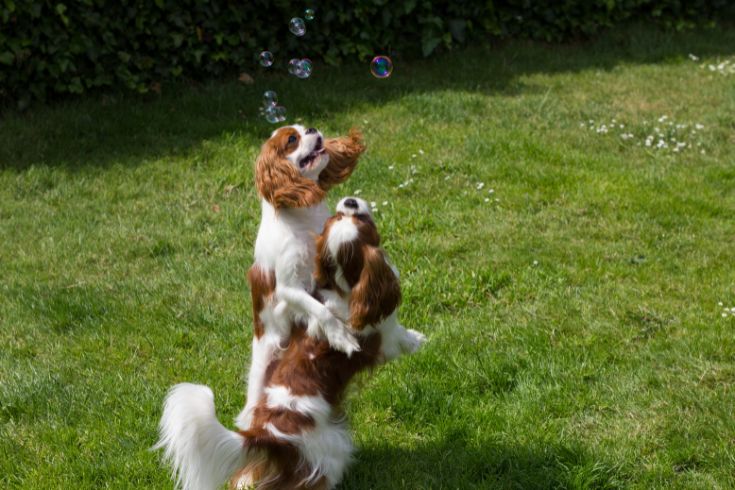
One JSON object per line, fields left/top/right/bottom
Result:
{"left": 2, "top": 24, "right": 734, "bottom": 489}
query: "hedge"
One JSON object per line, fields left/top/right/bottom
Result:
{"left": 0, "top": 1, "right": 732, "bottom": 108}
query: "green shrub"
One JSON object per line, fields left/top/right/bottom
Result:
{"left": 0, "top": 0, "right": 731, "bottom": 108}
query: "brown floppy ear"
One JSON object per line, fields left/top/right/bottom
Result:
{"left": 255, "top": 143, "right": 325, "bottom": 209}
{"left": 319, "top": 128, "right": 366, "bottom": 191}
{"left": 349, "top": 245, "right": 400, "bottom": 330}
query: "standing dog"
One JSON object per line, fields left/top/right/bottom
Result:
{"left": 156, "top": 197, "right": 426, "bottom": 490}
{"left": 238, "top": 126, "right": 365, "bottom": 430}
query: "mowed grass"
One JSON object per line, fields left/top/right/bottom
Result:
{"left": 2, "top": 24, "right": 735, "bottom": 489}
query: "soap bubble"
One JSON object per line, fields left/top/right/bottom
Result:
{"left": 288, "top": 59, "right": 313, "bottom": 79}
{"left": 289, "top": 17, "right": 306, "bottom": 36}
{"left": 259, "top": 51, "right": 274, "bottom": 67}
{"left": 297, "top": 58, "right": 312, "bottom": 79}
{"left": 304, "top": 8, "right": 315, "bottom": 21}
{"left": 262, "top": 90, "right": 277, "bottom": 107}
{"left": 370, "top": 55, "right": 393, "bottom": 78}
{"left": 288, "top": 58, "right": 302, "bottom": 76}
{"left": 263, "top": 105, "right": 287, "bottom": 124}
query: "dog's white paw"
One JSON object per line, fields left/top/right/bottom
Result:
{"left": 324, "top": 318, "right": 361, "bottom": 357}
{"left": 400, "top": 329, "right": 427, "bottom": 354}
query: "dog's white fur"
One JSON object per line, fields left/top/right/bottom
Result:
{"left": 156, "top": 197, "right": 426, "bottom": 490}
{"left": 237, "top": 125, "right": 359, "bottom": 431}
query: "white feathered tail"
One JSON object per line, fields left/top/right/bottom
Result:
{"left": 154, "top": 383, "right": 246, "bottom": 490}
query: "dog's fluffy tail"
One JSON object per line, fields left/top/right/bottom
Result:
{"left": 154, "top": 383, "right": 247, "bottom": 490}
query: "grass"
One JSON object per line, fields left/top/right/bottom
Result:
{"left": 1, "top": 23, "right": 735, "bottom": 489}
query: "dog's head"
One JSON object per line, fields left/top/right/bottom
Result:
{"left": 315, "top": 197, "right": 400, "bottom": 330}
{"left": 255, "top": 125, "right": 365, "bottom": 209}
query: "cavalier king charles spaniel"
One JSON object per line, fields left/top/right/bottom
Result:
{"left": 239, "top": 125, "right": 365, "bottom": 431}
{"left": 156, "top": 197, "right": 426, "bottom": 490}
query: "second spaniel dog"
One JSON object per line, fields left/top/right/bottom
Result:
{"left": 156, "top": 197, "right": 426, "bottom": 490}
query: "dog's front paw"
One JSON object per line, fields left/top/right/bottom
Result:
{"left": 324, "top": 318, "right": 361, "bottom": 357}
{"left": 400, "top": 329, "right": 427, "bottom": 354}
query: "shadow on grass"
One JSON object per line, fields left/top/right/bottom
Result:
{"left": 1, "top": 23, "right": 734, "bottom": 171}
{"left": 343, "top": 433, "right": 626, "bottom": 489}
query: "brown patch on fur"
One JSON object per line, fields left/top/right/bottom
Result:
{"left": 255, "top": 127, "right": 325, "bottom": 209}
{"left": 231, "top": 426, "right": 327, "bottom": 490}
{"left": 269, "top": 326, "right": 381, "bottom": 405}
{"left": 248, "top": 265, "right": 276, "bottom": 338}
{"left": 319, "top": 128, "right": 365, "bottom": 191}
{"left": 314, "top": 215, "right": 341, "bottom": 291}
{"left": 251, "top": 404, "right": 316, "bottom": 434}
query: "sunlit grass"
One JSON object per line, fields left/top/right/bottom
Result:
{"left": 1, "top": 24, "right": 734, "bottom": 489}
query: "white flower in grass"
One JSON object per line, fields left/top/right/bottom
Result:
{"left": 695, "top": 123, "right": 704, "bottom": 130}
{"left": 370, "top": 201, "right": 376, "bottom": 208}
{"left": 689, "top": 54, "right": 699, "bottom": 61}
{"left": 723, "top": 313, "right": 729, "bottom": 318}
{"left": 718, "top": 302, "right": 724, "bottom": 306}
{"left": 476, "top": 182, "right": 485, "bottom": 190}
{"left": 388, "top": 165, "right": 395, "bottom": 170}
{"left": 382, "top": 201, "right": 388, "bottom": 206}
{"left": 444, "top": 175, "right": 451, "bottom": 181}
{"left": 488, "top": 189, "right": 494, "bottom": 194}
{"left": 354, "top": 189, "right": 362, "bottom": 195}
{"left": 418, "top": 149, "right": 424, "bottom": 155}
{"left": 411, "top": 154, "right": 417, "bottom": 159}
{"left": 533, "top": 260, "right": 539, "bottom": 266}
{"left": 484, "top": 198, "right": 490, "bottom": 202}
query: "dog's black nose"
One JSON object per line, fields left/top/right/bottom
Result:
{"left": 306, "top": 127, "right": 317, "bottom": 134}
{"left": 343, "top": 198, "right": 358, "bottom": 209}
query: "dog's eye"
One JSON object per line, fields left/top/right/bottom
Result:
{"left": 288, "top": 135, "right": 297, "bottom": 144}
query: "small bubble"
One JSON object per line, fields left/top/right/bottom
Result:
{"left": 297, "top": 58, "right": 313, "bottom": 79}
{"left": 304, "top": 8, "right": 315, "bottom": 21}
{"left": 288, "top": 58, "right": 301, "bottom": 76}
{"left": 289, "top": 17, "right": 306, "bottom": 36}
{"left": 370, "top": 55, "right": 393, "bottom": 78}
{"left": 259, "top": 51, "right": 274, "bottom": 67}
{"left": 263, "top": 90, "right": 277, "bottom": 107}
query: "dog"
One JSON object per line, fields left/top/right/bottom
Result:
{"left": 238, "top": 125, "right": 365, "bottom": 430}
{"left": 156, "top": 197, "right": 426, "bottom": 490}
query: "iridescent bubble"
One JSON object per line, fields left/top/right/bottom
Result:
{"left": 274, "top": 106, "right": 287, "bottom": 122}
{"left": 370, "top": 55, "right": 393, "bottom": 78}
{"left": 288, "top": 58, "right": 302, "bottom": 76}
{"left": 304, "top": 8, "right": 315, "bottom": 21}
{"left": 263, "top": 90, "right": 277, "bottom": 107}
{"left": 259, "top": 51, "right": 274, "bottom": 67}
{"left": 289, "top": 17, "right": 306, "bottom": 36}
{"left": 297, "top": 58, "right": 312, "bottom": 79}
{"left": 264, "top": 105, "right": 287, "bottom": 124}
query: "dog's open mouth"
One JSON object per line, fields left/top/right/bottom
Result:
{"left": 298, "top": 145, "right": 326, "bottom": 169}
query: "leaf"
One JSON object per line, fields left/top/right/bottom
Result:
{"left": 422, "top": 36, "right": 441, "bottom": 57}
{"left": 0, "top": 51, "right": 14, "bottom": 65}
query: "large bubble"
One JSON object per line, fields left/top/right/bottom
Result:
{"left": 288, "top": 58, "right": 312, "bottom": 79}
{"left": 289, "top": 17, "right": 306, "bottom": 36}
{"left": 259, "top": 51, "right": 274, "bottom": 67}
{"left": 263, "top": 105, "right": 287, "bottom": 124}
{"left": 370, "top": 55, "right": 393, "bottom": 78}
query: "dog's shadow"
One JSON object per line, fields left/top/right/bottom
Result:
{"left": 340, "top": 432, "right": 624, "bottom": 489}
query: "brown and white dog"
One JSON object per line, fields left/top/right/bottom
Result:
{"left": 156, "top": 197, "right": 426, "bottom": 490}
{"left": 238, "top": 126, "right": 365, "bottom": 431}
